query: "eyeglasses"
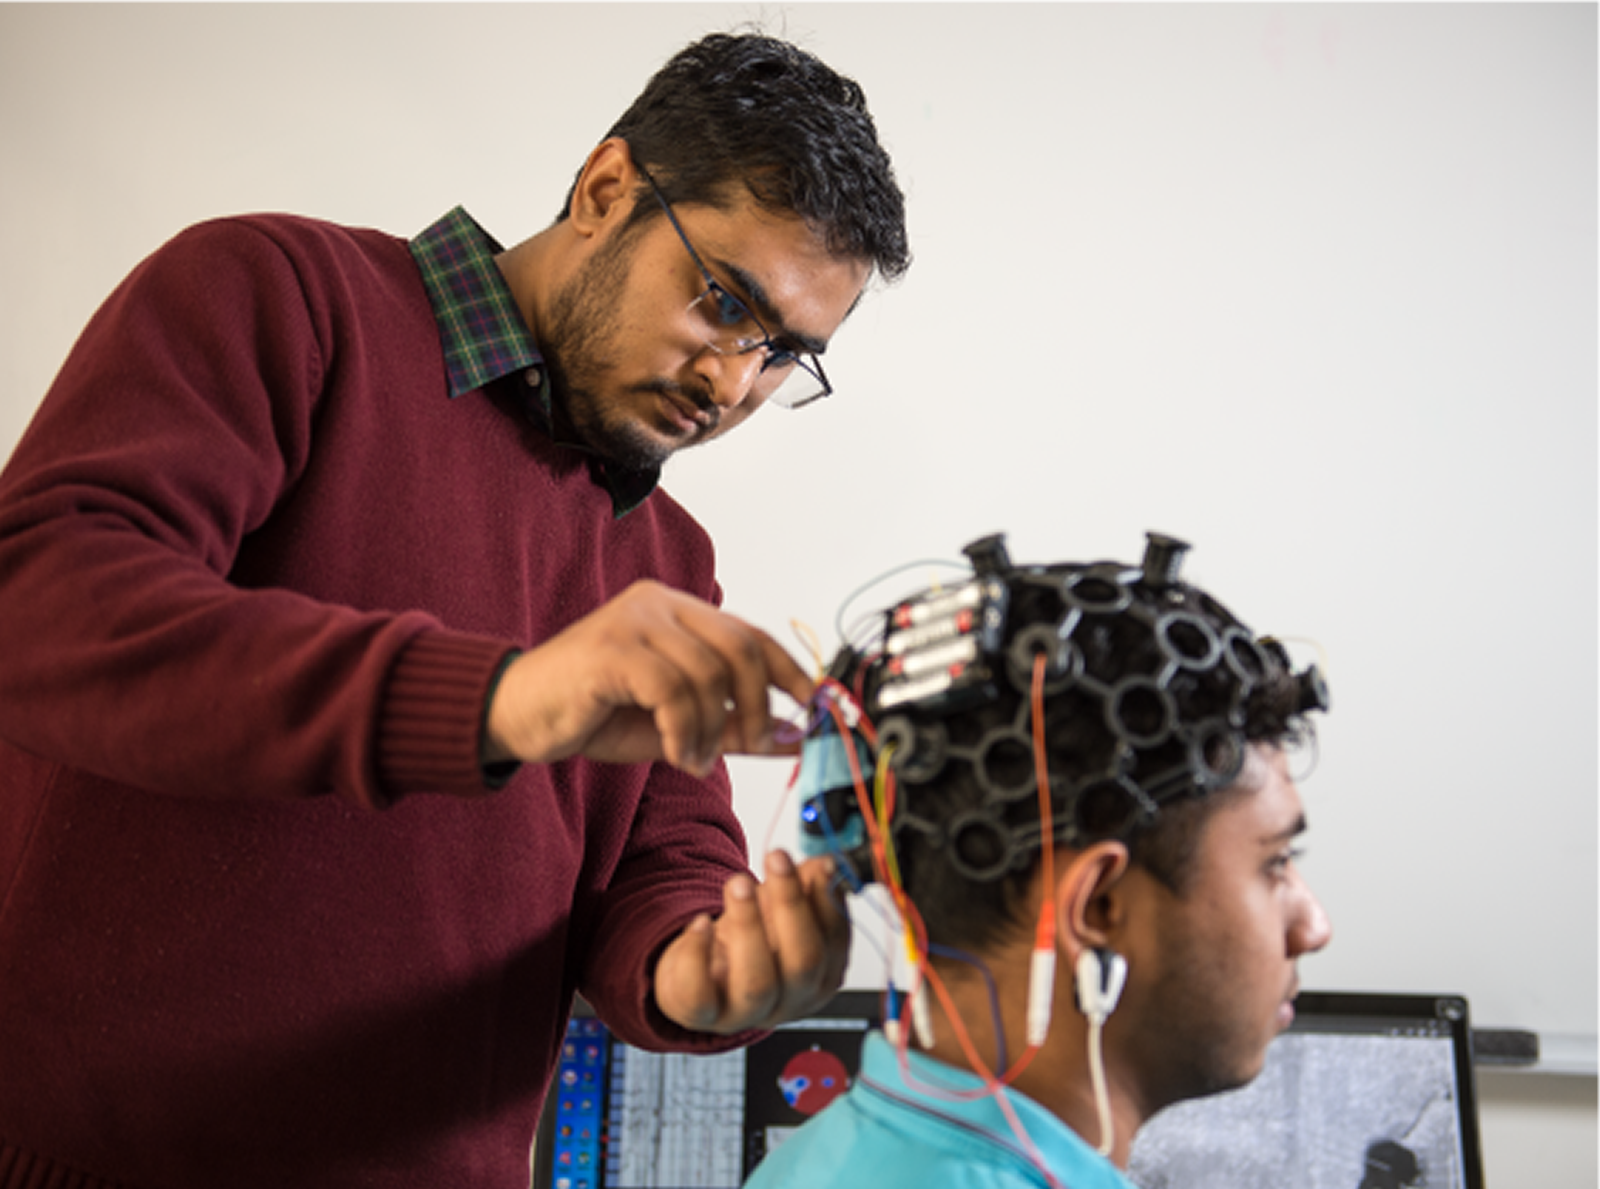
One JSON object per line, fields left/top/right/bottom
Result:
{"left": 636, "top": 163, "right": 832, "bottom": 410}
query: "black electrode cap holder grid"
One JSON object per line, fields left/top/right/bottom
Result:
{"left": 1297, "top": 664, "right": 1332, "bottom": 714}
{"left": 878, "top": 715, "right": 949, "bottom": 784}
{"left": 1141, "top": 532, "right": 1191, "bottom": 590}
{"left": 962, "top": 534, "right": 1013, "bottom": 577}
{"left": 806, "top": 531, "right": 1335, "bottom": 891}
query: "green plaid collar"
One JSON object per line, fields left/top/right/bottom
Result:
{"left": 409, "top": 207, "right": 538, "bottom": 398}
{"left": 409, "top": 207, "right": 658, "bottom": 516}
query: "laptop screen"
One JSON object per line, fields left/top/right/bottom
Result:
{"left": 533, "top": 991, "right": 880, "bottom": 1189}
{"left": 1128, "top": 991, "right": 1486, "bottom": 1189}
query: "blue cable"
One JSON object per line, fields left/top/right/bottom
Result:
{"left": 928, "top": 942, "right": 1008, "bottom": 1072}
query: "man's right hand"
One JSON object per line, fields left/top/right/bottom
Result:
{"left": 482, "top": 581, "right": 814, "bottom": 776}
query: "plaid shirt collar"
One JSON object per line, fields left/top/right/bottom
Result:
{"left": 408, "top": 207, "right": 658, "bottom": 516}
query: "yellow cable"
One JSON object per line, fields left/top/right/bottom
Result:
{"left": 789, "top": 617, "right": 826, "bottom": 679}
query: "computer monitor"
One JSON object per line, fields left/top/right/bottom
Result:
{"left": 533, "top": 991, "right": 880, "bottom": 1189}
{"left": 1128, "top": 991, "right": 1486, "bottom": 1189}
{"left": 534, "top": 989, "right": 1485, "bottom": 1189}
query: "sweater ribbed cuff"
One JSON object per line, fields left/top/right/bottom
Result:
{"left": 377, "top": 631, "right": 520, "bottom": 801}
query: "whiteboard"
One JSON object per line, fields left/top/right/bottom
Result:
{"left": 0, "top": 3, "right": 1592, "bottom": 1047}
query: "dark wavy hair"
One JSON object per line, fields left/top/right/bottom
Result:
{"left": 561, "top": 31, "right": 910, "bottom": 283}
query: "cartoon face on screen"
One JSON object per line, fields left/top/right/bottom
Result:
{"left": 778, "top": 1047, "right": 851, "bottom": 1115}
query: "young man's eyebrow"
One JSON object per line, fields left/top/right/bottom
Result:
{"left": 716, "top": 257, "right": 829, "bottom": 356}
{"left": 1261, "top": 813, "right": 1309, "bottom": 846}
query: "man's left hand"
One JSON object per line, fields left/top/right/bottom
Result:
{"left": 654, "top": 850, "right": 850, "bottom": 1034}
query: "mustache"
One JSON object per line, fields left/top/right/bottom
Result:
{"left": 640, "top": 379, "right": 719, "bottom": 429}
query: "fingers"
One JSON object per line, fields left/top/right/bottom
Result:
{"left": 733, "top": 851, "right": 851, "bottom": 1027}
{"left": 652, "top": 913, "right": 721, "bottom": 1032}
{"left": 756, "top": 851, "right": 840, "bottom": 1010}
{"left": 633, "top": 602, "right": 770, "bottom": 774}
{"left": 711, "top": 870, "right": 782, "bottom": 1026}
{"left": 642, "top": 597, "right": 813, "bottom": 773}
{"left": 653, "top": 852, "right": 853, "bottom": 1036}
{"left": 486, "top": 581, "right": 816, "bottom": 773}
{"left": 755, "top": 629, "right": 817, "bottom": 715}
{"left": 797, "top": 853, "right": 852, "bottom": 1003}
{"left": 652, "top": 872, "right": 776, "bottom": 1035}
{"left": 796, "top": 853, "right": 852, "bottom": 974}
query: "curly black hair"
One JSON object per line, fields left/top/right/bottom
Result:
{"left": 561, "top": 31, "right": 910, "bottom": 283}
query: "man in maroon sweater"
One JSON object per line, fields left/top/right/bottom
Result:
{"left": 0, "top": 32, "right": 909, "bottom": 1189}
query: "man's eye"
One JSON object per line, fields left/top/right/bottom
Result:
{"left": 712, "top": 290, "right": 748, "bottom": 327}
{"left": 763, "top": 347, "right": 798, "bottom": 371}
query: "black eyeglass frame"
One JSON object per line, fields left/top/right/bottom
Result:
{"left": 635, "top": 162, "right": 833, "bottom": 411}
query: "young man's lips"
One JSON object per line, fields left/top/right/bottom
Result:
{"left": 1278, "top": 978, "right": 1301, "bottom": 1028}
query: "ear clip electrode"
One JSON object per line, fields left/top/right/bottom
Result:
{"left": 1074, "top": 947, "right": 1128, "bottom": 1155}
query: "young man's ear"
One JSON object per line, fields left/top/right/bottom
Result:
{"left": 566, "top": 137, "right": 640, "bottom": 236}
{"left": 1053, "top": 841, "right": 1131, "bottom": 960}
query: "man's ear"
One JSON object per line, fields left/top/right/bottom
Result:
{"left": 566, "top": 137, "right": 640, "bottom": 236}
{"left": 1053, "top": 841, "right": 1131, "bottom": 960}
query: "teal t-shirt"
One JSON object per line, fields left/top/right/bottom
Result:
{"left": 745, "top": 1032, "right": 1136, "bottom": 1189}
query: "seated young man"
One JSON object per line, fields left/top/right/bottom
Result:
{"left": 747, "top": 532, "right": 1334, "bottom": 1189}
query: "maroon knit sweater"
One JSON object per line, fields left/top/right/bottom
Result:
{"left": 0, "top": 215, "right": 753, "bottom": 1187}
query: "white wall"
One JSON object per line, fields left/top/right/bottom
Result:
{"left": 1, "top": 4, "right": 1594, "bottom": 1184}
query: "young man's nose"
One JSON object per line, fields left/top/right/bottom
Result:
{"left": 1290, "top": 883, "right": 1334, "bottom": 957}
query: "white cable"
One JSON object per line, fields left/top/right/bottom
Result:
{"left": 1086, "top": 1014, "right": 1114, "bottom": 1157}
{"left": 1026, "top": 948, "right": 1056, "bottom": 1048}
{"left": 911, "top": 977, "right": 935, "bottom": 1050}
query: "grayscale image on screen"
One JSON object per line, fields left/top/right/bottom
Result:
{"left": 1129, "top": 1029, "right": 1468, "bottom": 1189}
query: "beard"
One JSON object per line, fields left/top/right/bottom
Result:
{"left": 539, "top": 221, "right": 719, "bottom": 472}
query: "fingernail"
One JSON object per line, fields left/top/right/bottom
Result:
{"left": 729, "top": 875, "right": 756, "bottom": 901}
{"left": 768, "top": 850, "right": 795, "bottom": 877}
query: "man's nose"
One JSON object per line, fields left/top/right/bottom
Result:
{"left": 696, "top": 346, "right": 766, "bottom": 410}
